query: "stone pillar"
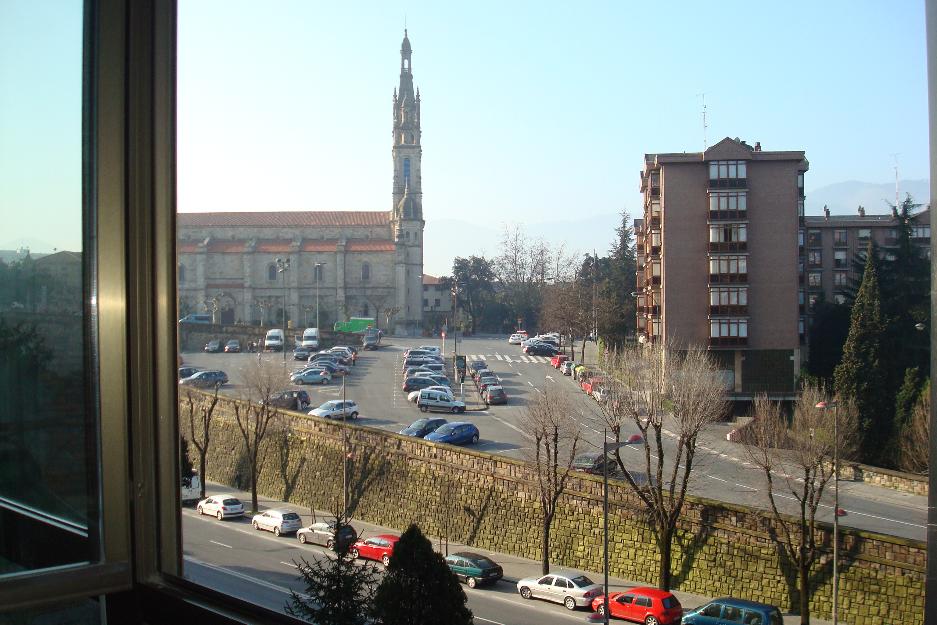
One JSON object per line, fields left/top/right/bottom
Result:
{"left": 335, "top": 241, "right": 346, "bottom": 322}
{"left": 242, "top": 242, "right": 254, "bottom": 322}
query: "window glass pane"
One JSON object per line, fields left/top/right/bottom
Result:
{"left": 738, "top": 161, "right": 746, "bottom": 178}
{"left": 738, "top": 257, "right": 747, "bottom": 273}
{"left": 0, "top": 0, "right": 98, "bottom": 575}
{"left": 709, "top": 163, "right": 717, "bottom": 179}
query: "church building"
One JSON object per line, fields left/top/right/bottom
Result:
{"left": 177, "top": 31, "right": 425, "bottom": 335}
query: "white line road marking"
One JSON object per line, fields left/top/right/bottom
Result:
{"left": 485, "top": 411, "right": 526, "bottom": 435}
{"left": 210, "top": 540, "right": 232, "bottom": 549}
{"left": 474, "top": 617, "right": 507, "bottom": 625}
{"left": 545, "top": 375, "right": 555, "bottom": 381}
{"left": 280, "top": 561, "right": 299, "bottom": 568}
{"left": 495, "top": 354, "right": 504, "bottom": 361}
{"left": 187, "top": 556, "right": 311, "bottom": 600}
{"left": 535, "top": 388, "right": 543, "bottom": 395}
{"left": 527, "top": 381, "right": 534, "bottom": 387}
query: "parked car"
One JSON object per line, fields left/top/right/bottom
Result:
{"left": 310, "top": 360, "right": 349, "bottom": 376}
{"left": 293, "top": 346, "right": 311, "bottom": 360}
{"left": 592, "top": 386, "right": 609, "bottom": 403}
{"left": 581, "top": 376, "right": 605, "bottom": 395}
{"left": 196, "top": 494, "right": 244, "bottom": 520}
{"left": 179, "top": 370, "right": 228, "bottom": 388}
{"left": 525, "top": 343, "right": 558, "bottom": 356}
{"left": 508, "top": 333, "right": 525, "bottom": 345}
{"left": 265, "top": 389, "right": 312, "bottom": 411}
{"left": 350, "top": 534, "right": 399, "bottom": 567}
{"left": 362, "top": 333, "right": 380, "bottom": 350}
{"left": 445, "top": 551, "right": 503, "bottom": 588}
{"left": 483, "top": 385, "right": 507, "bottom": 405}
{"left": 178, "top": 366, "right": 200, "bottom": 380}
{"left": 251, "top": 509, "right": 303, "bottom": 536}
{"left": 399, "top": 417, "right": 448, "bottom": 437}
{"left": 417, "top": 345, "right": 441, "bottom": 355}
{"left": 516, "top": 571, "right": 603, "bottom": 610}
{"left": 308, "top": 400, "right": 359, "bottom": 420}
{"left": 477, "top": 375, "right": 500, "bottom": 393}
{"left": 560, "top": 361, "right": 575, "bottom": 376}
{"left": 469, "top": 361, "right": 488, "bottom": 377}
{"left": 681, "top": 598, "right": 783, "bottom": 625}
{"left": 403, "top": 376, "right": 437, "bottom": 392}
{"left": 179, "top": 313, "right": 211, "bottom": 324}
{"left": 417, "top": 389, "right": 466, "bottom": 413}
{"left": 550, "top": 354, "right": 569, "bottom": 368}
{"left": 407, "top": 386, "right": 452, "bottom": 402}
{"left": 290, "top": 368, "right": 331, "bottom": 385}
{"left": 591, "top": 587, "right": 683, "bottom": 625}
{"left": 572, "top": 452, "right": 620, "bottom": 476}
{"left": 224, "top": 339, "right": 241, "bottom": 353}
{"left": 204, "top": 339, "right": 222, "bottom": 353}
{"left": 297, "top": 521, "right": 358, "bottom": 550}
{"left": 405, "top": 366, "right": 436, "bottom": 378}
{"left": 424, "top": 422, "right": 479, "bottom": 445}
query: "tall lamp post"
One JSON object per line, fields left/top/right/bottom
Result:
{"left": 596, "top": 434, "right": 631, "bottom": 625}
{"left": 816, "top": 400, "right": 839, "bottom": 625}
{"left": 314, "top": 262, "right": 325, "bottom": 330}
{"left": 276, "top": 257, "right": 291, "bottom": 361}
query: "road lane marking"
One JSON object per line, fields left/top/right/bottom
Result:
{"left": 485, "top": 411, "right": 526, "bottom": 435}
{"left": 495, "top": 354, "right": 504, "bottom": 361}
{"left": 280, "top": 561, "right": 300, "bottom": 568}
{"left": 186, "top": 556, "right": 310, "bottom": 600}
{"left": 474, "top": 617, "right": 507, "bottom": 625}
{"left": 210, "top": 540, "right": 232, "bottom": 549}
{"left": 527, "top": 381, "right": 534, "bottom": 387}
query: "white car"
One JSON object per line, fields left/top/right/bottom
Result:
{"left": 516, "top": 571, "right": 604, "bottom": 610}
{"left": 251, "top": 508, "right": 303, "bottom": 536}
{"left": 508, "top": 333, "right": 525, "bottom": 344}
{"left": 408, "top": 386, "right": 453, "bottom": 402}
{"left": 309, "top": 400, "right": 360, "bottom": 419}
{"left": 196, "top": 494, "right": 245, "bottom": 520}
{"left": 417, "top": 345, "right": 441, "bottom": 355}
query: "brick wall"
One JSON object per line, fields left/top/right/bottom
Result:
{"left": 183, "top": 393, "right": 925, "bottom": 625}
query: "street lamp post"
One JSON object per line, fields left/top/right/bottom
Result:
{"left": 342, "top": 374, "right": 349, "bottom": 515}
{"left": 276, "top": 257, "right": 291, "bottom": 361}
{"left": 599, "top": 435, "right": 630, "bottom": 625}
{"left": 314, "top": 262, "right": 325, "bottom": 330}
{"left": 816, "top": 399, "right": 839, "bottom": 625}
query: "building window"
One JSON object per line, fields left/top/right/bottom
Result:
{"left": 808, "top": 250, "right": 822, "bottom": 267}
{"left": 806, "top": 230, "right": 822, "bottom": 246}
{"left": 178, "top": 264, "right": 186, "bottom": 283}
{"left": 709, "top": 287, "right": 748, "bottom": 314}
{"left": 808, "top": 272, "right": 822, "bottom": 288}
{"left": 709, "top": 223, "right": 747, "bottom": 251}
{"left": 649, "top": 172, "right": 660, "bottom": 188}
{"left": 833, "top": 271, "right": 848, "bottom": 287}
{"left": 709, "top": 255, "right": 747, "bottom": 277}
{"left": 799, "top": 318, "right": 806, "bottom": 336}
{"left": 708, "top": 160, "right": 747, "bottom": 181}
{"left": 833, "top": 250, "right": 848, "bottom": 269}
{"left": 650, "top": 318, "right": 661, "bottom": 336}
{"left": 797, "top": 172, "right": 805, "bottom": 195}
{"left": 423, "top": 298, "right": 429, "bottom": 307}
{"left": 710, "top": 318, "right": 748, "bottom": 338}
{"left": 834, "top": 293, "right": 847, "bottom": 305}
{"left": 403, "top": 157, "right": 410, "bottom": 182}
{"left": 857, "top": 228, "right": 871, "bottom": 240}
{"left": 808, "top": 293, "right": 820, "bottom": 311}
{"left": 798, "top": 230, "right": 804, "bottom": 247}
{"left": 362, "top": 303, "right": 369, "bottom": 316}
{"left": 649, "top": 199, "right": 661, "bottom": 218}
{"left": 799, "top": 290, "right": 805, "bottom": 306}
{"left": 434, "top": 298, "right": 440, "bottom": 307}
{"left": 267, "top": 263, "right": 277, "bottom": 281}
{"left": 422, "top": 284, "right": 428, "bottom": 291}
{"left": 834, "top": 229, "right": 848, "bottom": 246}
{"left": 361, "top": 263, "right": 370, "bottom": 281}
{"left": 912, "top": 225, "right": 931, "bottom": 239}
{"left": 798, "top": 200, "right": 805, "bottom": 217}
{"left": 708, "top": 192, "right": 747, "bottom": 218}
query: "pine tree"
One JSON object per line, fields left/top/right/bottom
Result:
{"left": 371, "top": 524, "right": 472, "bottom": 625}
{"left": 598, "top": 210, "right": 636, "bottom": 348}
{"left": 287, "top": 515, "right": 378, "bottom": 625}
{"left": 893, "top": 367, "right": 922, "bottom": 433}
{"left": 833, "top": 244, "right": 891, "bottom": 463}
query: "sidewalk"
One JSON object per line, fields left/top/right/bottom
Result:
{"left": 202, "top": 481, "right": 836, "bottom": 625}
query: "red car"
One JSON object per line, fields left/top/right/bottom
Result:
{"left": 350, "top": 534, "right": 399, "bottom": 567}
{"left": 581, "top": 376, "right": 605, "bottom": 395}
{"left": 550, "top": 354, "right": 569, "bottom": 368}
{"left": 591, "top": 587, "right": 682, "bottom": 625}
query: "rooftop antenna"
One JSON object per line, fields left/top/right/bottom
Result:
{"left": 698, "top": 93, "right": 709, "bottom": 152}
{"left": 890, "top": 152, "right": 900, "bottom": 209}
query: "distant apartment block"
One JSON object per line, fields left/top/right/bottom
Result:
{"left": 422, "top": 274, "right": 452, "bottom": 314}
{"left": 801, "top": 206, "right": 931, "bottom": 313}
{"left": 635, "top": 137, "right": 807, "bottom": 398}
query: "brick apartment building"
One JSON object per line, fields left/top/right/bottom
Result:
{"left": 635, "top": 137, "right": 808, "bottom": 398}
{"left": 801, "top": 206, "right": 931, "bottom": 315}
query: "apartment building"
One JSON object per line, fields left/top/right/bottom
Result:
{"left": 801, "top": 206, "right": 931, "bottom": 312}
{"left": 636, "top": 137, "right": 808, "bottom": 398}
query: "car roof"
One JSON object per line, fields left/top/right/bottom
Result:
{"left": 452, "top": 551, "right": 491, "bottom": 560}
{"left": 212, "top": 493, "right": 240, "bottom": 499}
{"left": 372, "top": 534, "right": 399, "bottom": 541}
{"left": 620, "top": 587, "right": 675, "bottom": 598}
{"left": 711, "top": 598, "right": 775, "bottom": 609}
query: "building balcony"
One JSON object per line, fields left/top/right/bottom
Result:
{"left": 637, "top": 305, "right": 660, "bottom": 316}
{"left": 708, "top": 241, "right": 747, "bottom": 253}
{"left": 709, "top": 336, "right": 748, "bottom": 347}
{"left": 708, "top": 178, "right": 747, "bottom": 190}
{"left": 648, "top": 215, "right": 661, "bottom": 228}
{"left": 709, "top": 273, "right": 748, "bottom": 284}
{"left": 636, "top": 243, "right": 645, "bottom": 254}
{"left": 709, "top": 304, "right": 748, "bottom": 316}
{"left": 708, "top": 210, "right": 747, "bottom": 221}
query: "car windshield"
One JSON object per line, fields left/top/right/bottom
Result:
{"left": 409, "top": 419, "right": 429, "bottom": 428}
{"left": 317, "top": 402, "right": 336, "bottom": 410}
{"left": 570, "top": 575, "right": 594, "bottom": 587}
{"left": 222, "top": 499, "right": 241, "bottom": 506}
{"left": 282, "top": 513, "right": 300, "bottom": 520}
{"left": 470, "top": 556, "right": 497, "bottom": 568}
{"left": 434, "top": 424, "right": 456, "bottom": 435}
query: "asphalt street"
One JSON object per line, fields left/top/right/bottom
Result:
{"left": 182, "top": 336, "right": 927, "bottom": 541}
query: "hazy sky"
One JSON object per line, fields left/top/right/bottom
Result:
{"left": 1, "top": 0, "right": 929, "bottom": 253}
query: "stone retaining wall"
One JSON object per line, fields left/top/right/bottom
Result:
{"left": 848, "top": 464, "right": 929, "bottom": 497}
{"left": 183, "top": 393, "right": 926, "bottom": 625}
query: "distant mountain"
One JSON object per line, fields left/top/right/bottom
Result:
{"left": 806, "top": 179, "right": 930, "bottom": 216}
{"left": 423, "top": 213, "right": 622, "bottom": 276}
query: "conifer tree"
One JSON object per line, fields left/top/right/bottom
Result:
{"left": 834, "top": 243, "right": 890, "bottom": 463}
{"left": 372, "top": 524, "right": 471, "bottom": 625}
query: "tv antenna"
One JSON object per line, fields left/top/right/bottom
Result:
{"left": 890, "top": 153, "right": 900, "bottom": 209}
{"left": 698, "top": 93, "right": 709, "bottom": 151}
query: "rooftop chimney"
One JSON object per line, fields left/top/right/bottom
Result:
{"left": 824, "top": 205, "right": 830, "bottom": 220}
{"left": 754, "top": 141, "right": 762, "bottom": 152}
{"left": 858, "top": 205, "right": 866, "bottom": 217}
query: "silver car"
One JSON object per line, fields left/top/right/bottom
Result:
{"left": 516, "top": 571, "right": 604, "bottom": 610}
{"left": 196, "top": 494, "right": 244, "bottom": 520}
{"left": 297, "top": 521, "right": 358, "bottom": 549}
{"left": 309, "top": 400, "right": 359, "bottom": 419}
{"left": 251, "top": 508, "right": 302, "bottom": 536}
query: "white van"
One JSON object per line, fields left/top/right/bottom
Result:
{"left": 301, "top": 327, "right": 320, "bottom": 349}
{"left": 264, "top": 328, "right": 285, "bottom": 352}
{"left": 418, "top": 389, "right": 466, "bottom": 414}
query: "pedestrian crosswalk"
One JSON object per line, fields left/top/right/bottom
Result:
{"left": 467, "top": 353, "right": 551, "bottom": 364}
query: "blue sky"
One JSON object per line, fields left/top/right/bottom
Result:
{"left": 1, "top": 0, "right": 929, "bottom": 255}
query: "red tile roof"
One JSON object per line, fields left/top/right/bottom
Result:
{"left": 346, "top": 240, "right": 396, "bottom": 252}
{"left": 178, "top": 211, "right": 390, "bottom": 227}
{"left": 254, "top": 240, "right": 294, "bottom": 253}
{"left": 422, "top": 274, "right": 441, "bottom": 285}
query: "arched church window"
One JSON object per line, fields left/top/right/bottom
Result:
{"left": 267, "top": 264, "right": 277, "bottom": 281}
{"left": 403, "top": 158, "right": 410, "bottom": 183}
{"left": 361, "top": 262, "right": 370, "bottom": 281}
{"left": 178, "top": 264, "right": 186, "bottom": 283}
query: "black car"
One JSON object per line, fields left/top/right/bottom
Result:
{"left": 265, "top": 389, "right": 311, "bottom": 411}
{"left": 203, "top": 339, "right": 222, "bottom": 353}
{"left": 399, "top": 417, "right": 448, "bottom": 438}
{"left": 293, "top": 347, "right": 311, "bottom": 360}
{"left": 402, "top": 376, "right": 436, "bottom": 392}
{"left": 571, "top": 452, "right": 620, "bottom": 476}
{"left": 224, "top": 340, "right": 241, "bottom": 353}
{"left": 178, "top": 366, "right": 200, "bottom": 380}
{"left": 525, "top": 343, "right": 558, "bottom": 356}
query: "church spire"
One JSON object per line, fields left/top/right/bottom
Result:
{"left": 391, "top": 30, "right": 422, "bottom": 222}
{"left": 398, "top": 29, "right": 415, "bottom": 102}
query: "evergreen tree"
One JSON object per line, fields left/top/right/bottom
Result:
{"left": 893, "top": 367, "right": 922, "bottom": 434}
{"left": 287, "top": 515, "right": 378, "bottom": 625}
{"left": 598, "top": 210, "right": 636, "bottom": 347}
{"left": 805, "top": 300, "right": 851, "bottom": 382}
{"left": 834, "top": 244, "right": 891, "bottom": 463}
{"left": 372, "top": 524, "right": 471, "bottom": 625}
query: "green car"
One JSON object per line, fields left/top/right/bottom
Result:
{"left": 444, "top": 551, "right": 503, "bottom": 588}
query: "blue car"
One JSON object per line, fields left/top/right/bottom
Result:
{"left": 290, "top": 368, "right": 331, "bottom": 385}
{"left": 681, "top": 598, "right": 783, "bottom": 625}
{"left": 424, "top": 422, "right": 479, "bottom": 446}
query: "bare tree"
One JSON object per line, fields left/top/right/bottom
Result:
{"left": 746, "top": 387, "right": 859, "bottom": 625}
{"left": 520, "top": 389, "right": 581, "bottom": 574}
{"left": 898, "top": 380, "right": 929, "bottom": 474}
{"left": 600, "top": 343, "right": 727, "bottom": 590}
{"left": 183, "top": 385, "right": 219, "bottom": 498}
{"left": 234, "top": 358, "right": 285, "bottom": 512}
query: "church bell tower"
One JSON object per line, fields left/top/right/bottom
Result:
{"left": 391, "top": 30, "right": 424, "bottom": 334}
